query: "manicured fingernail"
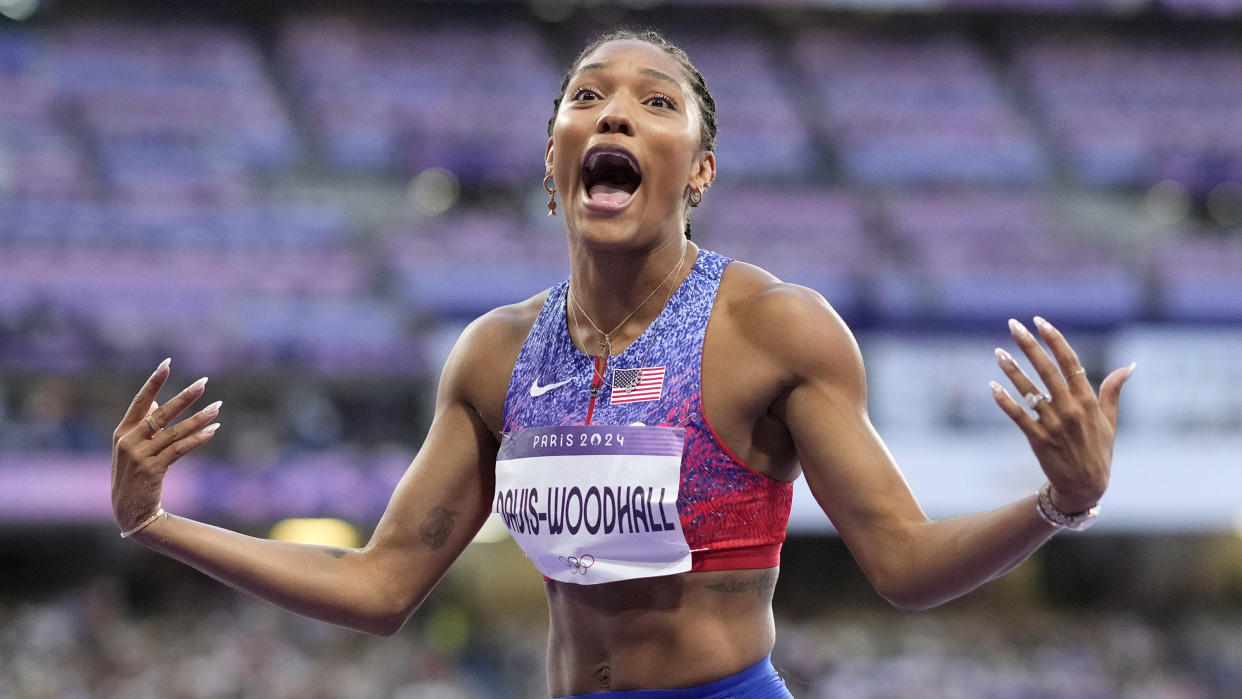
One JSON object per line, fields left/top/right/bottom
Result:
{"left": 202, "top": 423, "right": 220, "bottom": 434}
{"left": 1008, "top": 318, "right": 1030, "bottom": 337}
{"left": 1034, "top": 316, "right": 1051, "bottom": 332}
{"left": 150, "top": 358, "right": 171, "bottom": 378}
{"left": 189, "top": 377, "right": 208, "bottom": 393}
{"left": 1125, "top": 361, "right": 1137, "bottom": 377}
{"left": 989, "top": 380, "right": 1004, "bottom": 395}
{"left": 202, "top": 400, "right": 222, "bottom": 417}
{"left": 994, "top": 347, "right": 1014, "bottom": 364}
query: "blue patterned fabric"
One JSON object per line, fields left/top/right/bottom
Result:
{"left": 554, "top": 654, "right": 791, "bottom": 698}
{"left": 501, "top": 249, "right": 792, "bottom": 572}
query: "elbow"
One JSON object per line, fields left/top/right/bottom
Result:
{"left": 362, "top": 613, "right": 409, "bottom": 637}
{"left": 359, "top": 581, "right": 432, "bottom": 637}
{"left": 366, "top": 591, "right": 427, "bottom": 637}
{"left": 356, "top": 599, "right": 419, "bottom": 637}
{"left": 879, "top": 590, "right": 939, "bottom": 614}
{"left": 871, "top": 572, "right": 948, "bottom": 614}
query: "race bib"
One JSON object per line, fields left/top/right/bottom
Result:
{"left": 494, "top": 425, "right": 690, "bottom": 584}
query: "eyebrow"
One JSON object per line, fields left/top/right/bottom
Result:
{"left": 573, "top": 62, "right": 682, "bottom": 90}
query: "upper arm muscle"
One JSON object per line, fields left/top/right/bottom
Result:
{"left": 746, "top": 283, "right": 928, "bottom": 587}
{"left": 358, "top": 302, "right": 533, "bottom": 623}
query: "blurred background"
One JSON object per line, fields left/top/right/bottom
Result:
{"left": 2, "top": 0, "right": 1241, "bottom": 696}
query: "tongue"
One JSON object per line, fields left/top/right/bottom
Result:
{"left": 588, "top": 183, "right": 634, "bottom": 206}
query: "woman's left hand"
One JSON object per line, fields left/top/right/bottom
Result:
{"left": 991, "top": 317, "right": 1135, "bottom": 515}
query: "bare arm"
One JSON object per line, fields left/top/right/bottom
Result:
{"left": 112, "top": 315, "right": 510, "bottom": 635}
{"left": 755, "top": 285, "right": 1132, "bottom": 611}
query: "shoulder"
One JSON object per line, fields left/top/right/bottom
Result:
{"left": 715, "top": 259, "right": 865, "bottom": 390}
{"left": 438, "top": 290, "right": 549, "bottom": 431}
{"left": 454, "top": 291, "right": 548, "bottom": 363}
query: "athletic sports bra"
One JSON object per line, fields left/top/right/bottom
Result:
{"left": 499, "top": 249, "right": 792, "bottom": 578}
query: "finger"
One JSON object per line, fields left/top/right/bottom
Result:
{"left": 994, "top": 347, "right": 1050, "bottom": 415}
{"left": 119, "top": 359, "right": 172, "bottom": 430}
{"left": 1032, "top": 316, "right": 1092, "bottom": 395}
{"left": 1098, "top": 362, "right": 1136, "bottom": 427}
{"left": 990, "top": 381, "right": 1045, "bottom": 438}
{"left": 1009, "top": 318, "right": 1069, "bottom": 403}
{"left": 148, "top": 401, "right": 222, "bottom": 455}
{"left": 154, "top": 421, "right": 222, "bottom": 470}
{"left": 146, "top": 376, "right": 209, "bottom": 434}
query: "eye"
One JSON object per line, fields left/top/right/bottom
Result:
{"left": 646, "top": 93, "right": 678, "bottom": 110}
{"left": 570, "top": 86, "right": 601, "bottom": 102}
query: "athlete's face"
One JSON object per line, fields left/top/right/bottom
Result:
{"left": 547, "top": 40, "right": 715, "bottom": 250}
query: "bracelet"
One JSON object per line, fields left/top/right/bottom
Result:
{"left": 1036, "top": 482, "right": 1099, "bottom": 531}
{"left": 120, "top": 507, "right": 166, "bottom": 539}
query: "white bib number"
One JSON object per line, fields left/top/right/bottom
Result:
{"left": 494, "top": 425, "right": 690, "bottom": 584}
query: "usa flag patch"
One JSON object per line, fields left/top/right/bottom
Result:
{"left": 611, "top": 366, "right": 666, "bottom": 404}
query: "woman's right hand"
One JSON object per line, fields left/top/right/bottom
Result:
{"left": 111, "top": 359, "right": 222, "bottom": 533}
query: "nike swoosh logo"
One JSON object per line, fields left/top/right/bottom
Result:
{"left": 529, "top": 377, "right": 572, "bottom": 397}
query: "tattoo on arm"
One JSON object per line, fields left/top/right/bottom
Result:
{"left": 419, "top": 505, "right": 458, "bottom": 550}
{"left": 323, "top": 548, "right": 348, "bottom": 559}
{"left": 705, "top": 571, "right": 778, "bottom": 597}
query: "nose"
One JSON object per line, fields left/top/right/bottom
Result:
{"left": 596, "top": 99, "right": 634, "bottom": 136}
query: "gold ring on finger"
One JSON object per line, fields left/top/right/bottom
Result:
{"left": 1023, "top": 391, "right": 1050, "bottom": 410}
{"left": 145, "top": 415, "right": 161, "bottom": 437}
{"left": 1067, "top": 367, "right": 1086, "bottom": 379}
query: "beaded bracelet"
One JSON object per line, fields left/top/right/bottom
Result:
{"left": 120, "top": 507, "right": 166, "bottom": 539}
{"left": 1035, "top": 483, "right": 1099, "bottom": 531}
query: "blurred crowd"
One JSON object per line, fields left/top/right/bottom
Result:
{"left": 3, "top": 2, "right": 1242, "bottom": 697}
{"left": 3, "top": 579, "right": 1241, "bottom": 698}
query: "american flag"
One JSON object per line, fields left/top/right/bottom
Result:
{"left": 610, "top": 366, "right": 666, "bottom": 404}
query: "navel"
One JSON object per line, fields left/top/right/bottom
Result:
{"left": 593, "top": 663, "right": 612, "bottom": 689}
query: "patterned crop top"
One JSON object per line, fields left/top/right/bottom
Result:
{"left": 500, "top": 249, "right": 792, "bottom": 573}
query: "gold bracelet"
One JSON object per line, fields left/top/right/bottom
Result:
{"left": 120, "top": 507, "right": 166, "bottom": 539}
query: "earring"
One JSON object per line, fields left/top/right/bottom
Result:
{"left": 543, "top": 172, "right": 557, "bottom": 216}
{"left": 689, "top": 187, "right": 703, "bottom": 207}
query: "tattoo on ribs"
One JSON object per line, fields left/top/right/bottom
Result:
{"left": 705, "top": 571, "right": 778, "bottom": 597}
{"left": 324, "top": 548, "right": 348, "bottom": 559}
{"left": 419, "top": 505, "right": 458, "bottom": 549}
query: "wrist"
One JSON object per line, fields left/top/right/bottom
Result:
{"left": 119, "top": 506, "right": 166, "bottom": 539}
{"left": 1036, "top": 482, "right": 1100, "bottom": 531}
{"left": 1048, "top": 484, "right": 1100, "bottom": 516}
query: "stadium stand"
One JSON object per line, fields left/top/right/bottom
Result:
{"left": 2, "top": 3, "right": 1241, "bottom": 695}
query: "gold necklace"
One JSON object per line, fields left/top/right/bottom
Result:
{"left": 568, "top": 240, "right": 687, "bottom": 359}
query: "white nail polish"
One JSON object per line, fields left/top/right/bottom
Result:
{"left": 202, "top": 423, "right": 221, "bottom": 434}
{"left": 203, "top": 401, "right": 222, "bottom": 416}
{"left": 189, "top": 377, "right": 208, "bottom": 392}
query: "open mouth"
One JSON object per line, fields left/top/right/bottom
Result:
{"left": 581, "top": 146, "right": 642, "bottom": 209}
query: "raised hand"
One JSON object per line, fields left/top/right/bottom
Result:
{"left": 990, "top": 317, "right": 1135, "bottom": 515}
{"left": 111, "top": 359, "right": 221, "bottom": 534}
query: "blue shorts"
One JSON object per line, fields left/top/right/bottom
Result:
{"left": 556, "top": 654, "right": 791, "bottom": 698}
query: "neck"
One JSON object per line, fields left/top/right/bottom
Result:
{"left": 567, "top": 234, "right": 695, "bottom": 352}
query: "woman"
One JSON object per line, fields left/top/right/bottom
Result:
{"left": 111, "top": 30, "right": 1133, "bottom": 697}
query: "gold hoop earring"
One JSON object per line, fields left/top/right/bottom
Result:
{"left": 543, "top": 173, "right": 557, "bottom": 216}
{"left": 689, "top": 188, "right": 703, "bottom": 207}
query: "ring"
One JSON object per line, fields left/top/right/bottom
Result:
{"left": 1023, "top": 391, "right": 1051, "bottom": 410}
{"left": 1067, "top": 367, "right": 1086, "bottom": 379}
{"left": 145, "top": 414, "right": 161, "bottom": 436}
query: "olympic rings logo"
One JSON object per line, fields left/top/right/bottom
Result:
{"left": 558, "top": 554, "right": 595, "bottom": 575}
